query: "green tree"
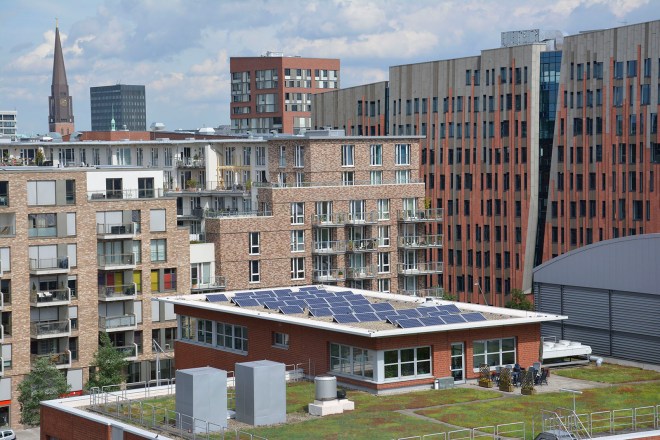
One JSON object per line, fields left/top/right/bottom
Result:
{"left": 86, "top": 332, "right": 128, "bottom": 391}
{"left": 505, "top": 288, "right": 534, "bottom": 310}
{"left": 18, "top": 357, "right": 70, "bottom": 426}
{"left": 442, "top": 291, "right": 458, "bottom": 301}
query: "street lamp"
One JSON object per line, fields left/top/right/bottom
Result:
{"left": 474, "top": 282, "right": 488, "bottom": 306}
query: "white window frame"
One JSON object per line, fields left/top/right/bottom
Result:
{"left": 216, "top": 321, "right": 248, "bottom": 353}
{"left": 341, "top": 144, "right": 354, "bottom": 167}
{"left": 342, "top": 171, "right": 354, "bottom": 186}
{"left": 330, "top": 343, "right": 374, "bottom": 379}
{"left": 294, "top": 145, "right": 305, "bottom": 168}
{"left": 472, "top": 337, "right": 516, "bottom": 370}
{"left": 249, "top": 232, "right": 260, "bottom": 255}
{"left": 370, "top": 170, "right": 383, "bottom": 185}
{"left": 395, "top": 143, "right": 411, "bottom": 165}
{"left": 378, "top": 252, "right": 390, "bottom": 273}
{"left": 384, "top": 346, "right": 432, "bottom": 380}
{"left": 395, "top": 169, "right": 411, "bottom": 183}
{"left": 279, "top": 146, "right": 286, "bottom": 167}
{"left": 378, "top": 278, "right": 391, "bottom": 293}
{"left": 249, "top": 260, "right": 260, "bottom": 283}
{"left": 290, "top": 230, "right": 305, "bottom": 252}
{"left": 150, "top": 239, "right": 167, "bottom": 262}
{"left": 377, "top": 199, "right": 390, "bottom": 220}
{"left": 377, "top": 225, "right": 390, "bottom": 247}
{"left": 273, "top": 332, "right": 289, "bottom": 349}
{"left": 290, "top": 202, "right": 304, "bottom": 224}
{"left": 349, "top": 200, "right": 365, "bottom": 222}
{"left": 370, "top": 144, "right": 382, "bottom": 166}
{"left": 290, "top": 257, "right": 305, "bottom": 280}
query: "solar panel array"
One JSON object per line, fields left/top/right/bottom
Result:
{"left": 204, "top": 287, "right": 486, "bottom": 328}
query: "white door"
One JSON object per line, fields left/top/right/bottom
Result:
{"left": 451, "top": 342, "right": 465, "bottom": 383}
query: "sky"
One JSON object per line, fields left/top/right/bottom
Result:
{"left": 1, "top": 0, "right": 658, "bottom": 135}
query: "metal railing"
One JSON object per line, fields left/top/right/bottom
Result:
{"left": 99, "top": 314, "right": 137, "bottom": 330}
{"left": 397, "top": 234, "right": 443, "bottom": 248}
{"left": 30, "top": 288, "right": 71, "bottom": 305}
{"left": 346, "top": 238, "right": 378, "bottom": 252}
{"left": 88, "top": 188, "right": 165, "bottom": 200}
{"left": 312, "top": 268, "right": 346, "bottom": 282}
{"left": 312, "top": 240, "right": 347, "bottom": 254}
{"left": 175, "top": 157, "right": 205, "bottom": 168}
{"left": 29, "top": 257, "right": 69, "bottom": 271}
{"left": 27, "top": 226, "right": 57, "bottom": 237}
{"left": 311, "top": 213, "right": 348, "bottom": 226}
{"left": 395, "top": 422, "right": 526, "bottom": 440}
{"left": 98, "top": 283, "right": 138, "bottom": 300}
{"left": 192, "top": 276, "right": 227, "bottom": 290}
{"left": 346, "top": 211, "right": 379, "bottom": 224}
{"left": 31, "top": 350, "right": 71, "bottom": 367}
{"left": 205, "top": 209, "right": 272, "bottom": 219}
{"left": 30, "top": 320, "right": 70, "bottom": 338}
{"left": 397, "top": 208, "right": 444, "bottom": 222}
{"left": 169, "top": 180, "right": 250, "bottom": 192}
{"left": 397, "top": 261, "right": 444, "bottom": 274}
{"left": 346, "top": 265, "right": 377, "bottom": 279}
{"left": 398, "top": 287, "right": 445, "bottom": 297}
{"left": 114, "top": 343, "right": 139, "bottom": 359}
{"left": 96, "top": 222, "right": 137, "bottom": 235}
{"left": 255, "top": 177, "right": 424, "bottom": 189}
{"left": 97, "top": 254, "right": 135, "bottom": 267}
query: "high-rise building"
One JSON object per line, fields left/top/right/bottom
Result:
{"left": 48, "top": 24, "right": 74, "bottom": 136}
{"left": 0, "top": 111, "right": 17, "bottom": 140}
{"left": 311, "top": 20, "right": 660, "bottom": 304}
{"left": 90, "top": 85, "right": 147, "bottom": 131}
{"left": 230, "top": 52, "right": 340, "bottom": 134}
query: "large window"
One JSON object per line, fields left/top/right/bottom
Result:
{"left": 341, "top": 144, "right": 354, "bottom": 166}
{"left": 290, "top": 230, "right": 304, "bottom": 252}
{"left": 330, "top": 343, "right": 374, "bottom": 379}
{"left": 294, "top": 145, "right": 304, "bottom": 168}
{"left": 472, "top": 337, "right": 516, "bottom": 369}
{"left": 291, "top": 257, "right": 305, "bottom": 280}
{"left": 249, "top": 260, "right": 260, "bottom": 283}
{"left": 150, "top": 239, "right": 167, "bottom": 262}
{"left": 395, "top": 144, "right": 411, "bottom": 165}
{"left": 290, "top": 202, "right": 304, "bottom": 224}
{"left": 180, "top": 316, "right": 196, "bottom": 340}
{"left": 27, "top": 180, "right": 55, "bottom": 205}
{"left": 249, "top": 232, "right": 260, "bottom": 255}
{"left": 216, "top": 322, "right": 248, "bottom": 353}
{"left": 370, "top": 144, "right": 382, "bottom": 166}
{"left": 384, "top": 346, "right": 431, "bottom": 379}
{"left": 196, "top": 319, "right": 213, "bottom": 344}
{"left": 377, "top": 199, "right": 390, "bottom": 220}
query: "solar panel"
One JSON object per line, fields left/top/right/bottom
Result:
{"left": 397, "top": 308, "right": 423, "bottom": 318}
{"left": 385, "top": 315, "right": 401, "bottom": 324}
{"left": 233, "top": 298, "right": 261, "bottom": 307}
{"left": 251, "top": 290, "right": 274, "bottom": 297}
{"left": 284, "top": 299, "right": 307, "bottom": 308}
{"left": 376, "top": 310, "right": 400, "bottom": 320}
{"left": 436, "top": 304, "right": 462, "bottom": 314}
{"left": 329, "top": 306, "right": 353, "bottom": 315}
{"left": 348, "top": 298, "right": 371, "bottom": 306}
{"left": 442, "top": 314, "right": 467, "bottom": 324}
{"left": 326, "top": 296, "right": 349, "bottom": 304}
{"left": 419, "top": 316, "right": 446, "bottom": 326}
{"left": 205, "top": 293, "right": 228, "bottom": 302}
{"left": 427, "top": 309, "right": 451, "bottom": 316}
{"left": 309, "top": 307, "right": 333, "bottom": 317}
{"left": 273, "top": 289, "right": 292, "bottom": 295}
{"left": 353, "top": 312, "right": 381, "bottom": 322}
{"left": 314, "top": 291, "right": 335, "bottom": 298}
{"left": 396, "top": 318, "right": 424, "bottom": 328}
{"left": 299, "top": 286, "right": 320, "bottom": 292}
{"left": 305, "top": 297, "right": 329, "bottom": 306}
{"left": 334, "top": 290, "right": 356, "bottom": 296}
{"left": 333, "top": 314, "right": 359, "bottom": 324}
{"left": 263, "top": 301, "right": 286, "bottom": 310}
{"left": 462, "top": 312, "right": 487, "bottom": 322}
{"left": 279, "top": 305, "right": 304, "bottom": 314}
{"left": 370, "top": 302, "right": 395, "bottom": 312}
{"left": 249, "top": 297, "right": 269, "bottom": 305}
{"left": 351, "top": 304, "right": 374, "bottom": 314}
{"left": 232, "top": 291, "right": 253, "bottom": 297}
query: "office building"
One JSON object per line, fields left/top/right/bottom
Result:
{"left": 311, "top": 20, "right": 660, "bottom": 304}
{"left": 230, "top": 52, "right": 340, "bottom": 134}
{"left": 90, "top": 85, "right": 147, "bottom": 131}
{"left": 0, "top": 112, "right": 17, "bottom": 140}
{"left": 48, "top": 24, "right": 74, "bottom": 136}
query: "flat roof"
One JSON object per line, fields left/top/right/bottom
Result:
{"left": 159, "top": 285, "right": 565, "bottom": 338}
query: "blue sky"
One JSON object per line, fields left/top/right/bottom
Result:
{"left": 1, "top": 0, "right": 657, "bottom": 134}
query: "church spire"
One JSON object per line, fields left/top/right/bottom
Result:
{"left": 48, "top": 20, "right": 75, "bottom": 136}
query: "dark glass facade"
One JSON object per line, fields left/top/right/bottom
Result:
{"left": 90, "top": 84, "right": 147, "bottom": 131}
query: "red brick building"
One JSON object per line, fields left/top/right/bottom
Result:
{"left": 162, "top": 285, "right": 564, "bottom": 391}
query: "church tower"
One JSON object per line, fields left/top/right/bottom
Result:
{"left": 48, "top": 22, "right": 75, "bottom": 135}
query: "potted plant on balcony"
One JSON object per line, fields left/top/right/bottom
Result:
{"left": 186, "top": 178, "right": 198, "bottom": 190}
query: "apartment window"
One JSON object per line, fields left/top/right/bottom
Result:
{"left": 249, "top": 232, "right": 260, "bottom": 255}
{"left": 278, "top": 146, "right": 286, "bottom": 167}
{"left": 377, "top": 199, "right": 390, "bottom": 220}
{"left": 255, "top": 146, "right": 266, "bottom": 166}
{"left": 290, "top": 230, "right": 304, "bottom": 252}
{"left": 216, "top": 321, "right": 248, "bottom": 353}
{"left": 384, "top": 346, "right": 431, "bottom": 379}
{"left": 290, "top": 202, "right": 304, "bottom": 224}
{"left": 341, "top": 144, "right": 354, "bottom": 166}
{"left": 349, "top": 200, "right": 365, "bottom": 221}
{"left": 150, "top": 239, "right": 167, "bottom": 262}
{"left": 378, "top": 225, "right": 390, "bottom": 247}
{"left": 249, "top": 260, "right": 260, "bottom": 283}
{"left": 378, "top": 278, "right": 391, "bottom": 293}
{"left": 370, "top": 170, "right": 383, "bottom": 185}
{"left": 273, "top": 332, "right": 289, "bottom": 349}
{"left": 291, "top": 257, "right": 305, "bottom": 280}
{"left": 377, "top": 252, "right": 390, "bottom": 273}
{"left": 370, "top": 144, "right": 382, "bottom": 166}
{"left": 330, "top": 343, "right": 374, "bottom": 379}
{"left": 627, "top": 60, "right": 637, "bottom": 77}
{"left": 27, "top": 180, "right": 56, "bottom": 205}
{"left": 395, "top": 169, "right": 411, "bottom": 183}
{"left": 641, "top": 84, "right": 650, "bottom": 105}
{"left": 473, "top": 337, "right": 516, "bottom": 368}
{"left": 196, "top": 319, "right": 213, "bottom": 344}
{"left": 294, "top": 145, "right": 304, "bottom": 168}
{"left": 395, "top": 144, "right": 410, "bottom": 165}
{"left": 342, "top": 171, "right": 354, "bottom": 186}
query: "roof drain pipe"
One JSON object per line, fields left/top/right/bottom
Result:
{"left": 589, "top": 355, "right": 603, "bottom": 367}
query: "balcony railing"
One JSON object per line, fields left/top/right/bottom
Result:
{"left": 312, "top": 269, "right": 346, "bottom": 282}
{"left": 96, "top": 223, "right": 137, "bottom": 236}
{"left": 398, "top": 287, "right": 445, "bottom": 297}
{"left": 168, "top": 181, "right": 250, "bottom": 193}
{"left": 346, "top": 265, "right": 377, "bottom": 279}
{"left": 29, "top": 257, "right": 69, "bottom": 272}
{"left": 254, "top": 178, "right": 424, "bottom": 189}
{"left": 88, "top": 188, "right": 164, "bottom": 201}
{"left": 312, "top": 240, "right": 347, "bottom": 254}
{"left": 98, "top": 283, "right": 138, "bottom": 300}
{"left": 31, "top": 350, "right": 71, "bottom": 368}
{"left": 114, "top": 343, "right": 139, "bottom": 359}
{"left": 397, "top": 234, "right": 443, "bottom": 249}
{"left": 346, "top": 211, "right": 378, "bottom": 225}
{"left": 205, "top": 209, "right": 272, "bottom": 219}
{"left": 30, "top": 288, "right": 71, "bottom": 306}
{"left": 0, "top": 224, "right": 15, "bottom": 236}
{"left": 192, "top": 276, "right": 227, "bottom": 291}
{"left": 28, "top": 226, "right": 57, "bottom": 237}
{"left": 397, "top": 208, "right": 444, "bottom": 222}
{"left": 176, "top": 158, "right": 205, "bottom": 168}
{"left": 397, "top": 262, "right": 444, "bottom": 275}
{"left": 311, "top": 213, "right": 348, "bottom": 227}
{"left": 346, "top": 238, "right": 378, "bottom": 252}
{"left": 30, "top": 320, "right": 71, "bottom": 338}
{"left": 98, "top": 254, "right": 135, "bottom": 268}
{"left": 99, "top": 314, "right": 137, "bottom": 331}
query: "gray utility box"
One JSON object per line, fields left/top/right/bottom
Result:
{"left": 235, "top": 360, "right": 286, "bottom": 426}
{"left": 176, "top": 367, "right": 228, "bottom": 432}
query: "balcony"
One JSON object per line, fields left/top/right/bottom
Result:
{"left": 29, "top": 257, "right": 70, "bottom": 275}
{"left": 346, "top": 265, "right": 376, "bottom": 280}
{"left": 346, "top": 238, "right": 377, "bottom": 253}
{"left": 30, "top": 320, "right": 71, "bottom": 339}
{"left": 30, "top": 288, "right": 71, "bottom": 307}
{"left": 311, "top": 213, "right": 347, "bottom": 227}
{"left": 397, "top": 208, "right": 444, "bottom": 223}
{"left": 397, "top": 234, "right": 443, "bottom": 249}
{"left": 346, "top": 211, "right": 378, "bottom": 225}
{"left": 114, "top": 343, "right": 139, "bottom": 360}
{"left": 312, "top": 269, "right": 346, "bottom": 283}
{"left": 31, "top": 351, "right": 71, "bottom": 369}
{"left": 398, "top": 287, "right": 445, "bottom": 297}
{"left": 191, "top": 276, "right": 227, "bottom": 292}
{"left": 98, "top": 254, "right": 136, "bottom": 270}
{"left": 97, "top": 223, "right": 137, "bottom": 239}
{"left": 0, "top": 224, "right": 14, "bottom": 237}
{"left": 28, "top": 226, "right": 57, "bottom": 238}
{"left": 397, "top": 262, "right": 444, "bottom": 275}
{"left": 312, "top": 240, "right": 347, "bottom": 254}
{"left": 88, "top": 188, "right": 164, "bottom": 201}
{"left": 167, "top": 181, "right": 250, "bottom": 194}
{"left": 98, "top": 283, "right": 138, "bottom": 301}
{"left": 99, "top": 314, "right": 137, "bottom": 332}
{"left": 176, "top": 158, "right": 205, "bottom": 168}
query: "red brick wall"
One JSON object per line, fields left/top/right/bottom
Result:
{"left": 175, "top": 304, "right": 541, "bottom": 391}
{"left": 41, "top": 405, "right": 110, "bottom": 440}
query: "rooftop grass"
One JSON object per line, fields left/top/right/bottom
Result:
{"left": 551, "top": 363, "right": 660, "bottom": 383}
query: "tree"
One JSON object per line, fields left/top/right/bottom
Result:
{"left": 86, "top": 332, "right": 128, "bottom": 391}
{"left": 18, "top": 357, "right": 70, "bottom": 426}
{"left": 505, "top": 288, "right": 533, "bottom": 310}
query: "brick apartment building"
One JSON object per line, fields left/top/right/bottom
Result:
{"left": 0, "top": 167, "right": 189, "bottom": 428}
{"left": 230, "top": 53, "right": 340, "bottom": 134}
{"left": 311, "top": 20, "right": 660, "bottom": 304}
